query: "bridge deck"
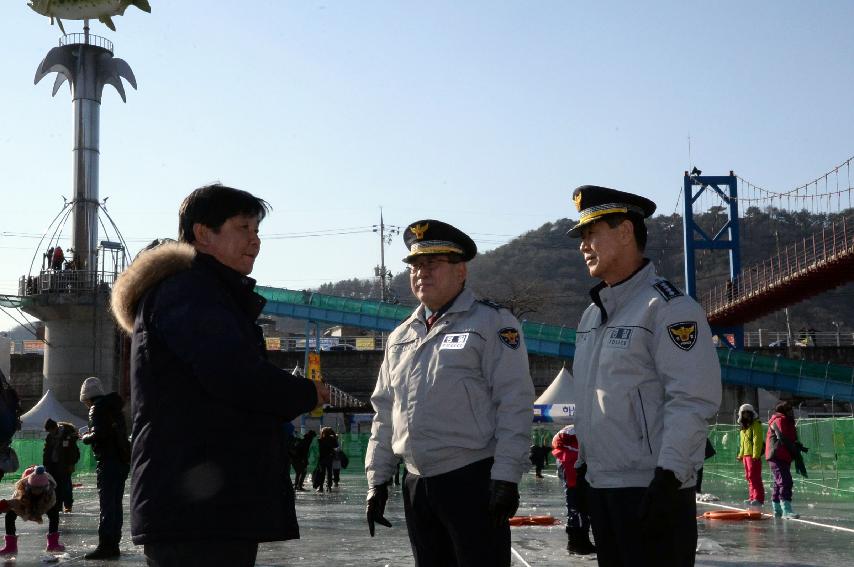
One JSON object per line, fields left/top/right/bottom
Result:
{"left": 256, "top": 287, "right": 854, "bottom": 402}
{"left": 704, "top": 216, "right": 854, "bottom": 326}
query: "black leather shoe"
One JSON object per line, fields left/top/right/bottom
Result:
{"left": 84, "top": 546, "right": 121, "bottom": 560}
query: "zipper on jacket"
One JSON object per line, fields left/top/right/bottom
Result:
{"left": 637, "top": 389, "right": 653, "bottom": 454}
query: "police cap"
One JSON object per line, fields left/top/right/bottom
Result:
{"left": 567, "top": 185, "right": 656, "bottom": 237}
{"left": 402, "top": 219, "right": 477, "bottom": 263}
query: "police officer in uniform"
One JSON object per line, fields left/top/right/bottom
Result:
{"left": 365, "top": 220, "right": 534, "bottom": 567}
{"left": 568, "top": 186, "right": 721, "bottom": 567}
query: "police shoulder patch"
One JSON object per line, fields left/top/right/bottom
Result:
{"left": 667, "top": 321, "right": 697, "bottom": 351}
{"left": 478, "top": 298, "right": 505, "bottom": 310}
{"left": 498, "top": 327, "right": 521, "bottom": 349}
{"left": 653, "top": 280, "right": 684, "bottom": 302}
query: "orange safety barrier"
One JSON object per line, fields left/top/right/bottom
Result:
{"left": 701, "top": 510, "right": 764, "bottom": 521}
{"left": 508, "top": 515, "right": 560, "bottom": 526}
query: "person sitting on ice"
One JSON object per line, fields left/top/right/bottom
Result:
{"left": 0, "top": 465, "right": 65, "bottom": 556}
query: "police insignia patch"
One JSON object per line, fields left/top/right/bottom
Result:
{"left": 667, "top": 322, "right": 697, "bottom": 351}
{"left": 654, "top": 280, "right": 684, "bottom": 301}
{"left": 498, "top": 327, "right": 520, "bottom": 349}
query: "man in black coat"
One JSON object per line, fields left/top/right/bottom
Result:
{"left": 111, "top": 184, "right": 329, "bottom": 567}
{"left": 79, "top": 376, "right": 131, "bottom": 560}
{"left": 290, "top": 430, "right": 316, "bottom": 491}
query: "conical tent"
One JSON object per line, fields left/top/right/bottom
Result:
{"left": 533, "top": 366, "right": 575, "bottom": 423}
{"left": 20, "top": 389, "right": 88, "bottom": 432}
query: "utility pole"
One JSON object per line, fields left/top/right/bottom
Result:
{"left": 373, "top": 209, "right": 399, "bottom": 302}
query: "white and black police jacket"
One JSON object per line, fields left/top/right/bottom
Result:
{"left": 572, "top": 262, "right": 722, "bottom": 489}
{"left": 365, "top": 288, "right": 535, "bottom": 486}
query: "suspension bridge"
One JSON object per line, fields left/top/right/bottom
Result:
{"left": 694, "top": 156, "right": 854, "bottom": 327}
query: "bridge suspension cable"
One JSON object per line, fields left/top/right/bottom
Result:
{"left": 735, "top": 154, "right": 854, "bottom": 213}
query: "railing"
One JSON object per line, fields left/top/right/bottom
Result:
{"left": 326, "top": 384, "right": 368, "bottom": 409}
{"left": 59, "top": 33, "right": 113, "bottom": 53}
{"left": 744, "top": 330, "right": 854, "bottom": 348}
{"left": 18, "top": 270, "right": 117, "bottom": 296}
{"left": 702, "top": 216, "right": 854, "bottom": 315}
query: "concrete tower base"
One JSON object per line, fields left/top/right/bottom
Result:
{"left": 22, "top": 287, "right": 120, "bottom": 420}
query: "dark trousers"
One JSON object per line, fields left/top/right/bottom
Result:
{"left": 402, "top": 458, "right": 510, "bottom": 567}
{"left": 49, "top": 469, "right": 73, "bottom": 510}
{"left": 97, "top": 459, "right": 129, "bottom": 545}
{"left": 6, "top": 507, "right": 59, "bottom": 535}
{"left": 587, "top": 485, "right": 697, "bottom": 567}
{"left": 565, "top": 486, "right": 590, "bottom": 531}
{"left": 144, "top": 540, "right": 259, "bottom": 567}
{"left": 769, "top": 460, "right": 794, "bottom": 501}
{"left": 293, "top": 461, "right": 308, "bottom": 489}
{"left": 316, "top": 460, "right": 333, "bottom": 489}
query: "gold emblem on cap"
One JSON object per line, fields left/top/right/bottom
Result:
{"left": 573, "top": 191, "right": 583, "bottom": 212}
{"left": 410, "top": 222, "right": 429, "bottom": 240}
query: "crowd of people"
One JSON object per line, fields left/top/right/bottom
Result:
{"left": 0, "top": 183, "right": 813, "bottom": 567}
{"left": 0, "top": 375, "right": 128, "bottom": 560}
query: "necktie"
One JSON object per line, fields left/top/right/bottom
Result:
{"left": 426, "top": 312, "right": 440, "bottom": 330}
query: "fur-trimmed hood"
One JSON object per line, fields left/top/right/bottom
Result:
{"left": 111, "top": 241, "right": 196, "bottom": 334}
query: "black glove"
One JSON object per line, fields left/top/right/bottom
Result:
{"left": 796, "top": 442, "right": 809, "bottom": 453}
{"left": 488, "top": 480, "right": 519, "bottom": 528}
{"left": 366, "top": 482, "right": 392, "bottom": 536}
{"left": 575, "top": 463, "right": 590, "bottom": 516}
{"left": 638, "top": 467, "right": 681, "bottom": 537}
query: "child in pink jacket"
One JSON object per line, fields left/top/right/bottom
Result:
{"left": 552, "top": 425, "right": 595, "bottom": 555}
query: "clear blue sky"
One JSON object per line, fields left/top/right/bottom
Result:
{"left": 2, "top": 1, "right": 853, "bottom": 331}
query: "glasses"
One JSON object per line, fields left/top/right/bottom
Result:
{"left": 407, "top": 257, "right": 457, "bottom": 274}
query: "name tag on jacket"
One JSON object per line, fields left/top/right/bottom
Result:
{"left": 439, "top": 333, "right": 470, "bottom": 350}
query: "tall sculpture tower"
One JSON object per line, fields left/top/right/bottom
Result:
{"left": 19, "top": 23, "right": 137, "bottom": 416}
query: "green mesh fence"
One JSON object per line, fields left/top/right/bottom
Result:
{"left": 519, "top": 322, "right": 576, "bottom": 344}
{"left": 2, "top": 438, "right": 97, "bottom": 483}
{"left": 9, "top": 420, "right": 851, "bottom": 499}
{"left": 704, "top": 417, "right": 854, "bottom": 498}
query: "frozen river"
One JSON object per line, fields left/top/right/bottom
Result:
{"left": 2, "top": 469, "right": 852, "bottom": 565}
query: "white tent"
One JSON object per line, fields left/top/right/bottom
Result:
{"left": 20, "top": 389, "right": 87, "bottom": 432}
{"left": 533, "top": 366, "right": 575, "bottom": 424}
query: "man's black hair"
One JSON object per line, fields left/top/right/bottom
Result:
{"left": 178, "top": 184, "right": 270, "bottom": 243}
{"left": 603, "top": 214, "right": 648, "bottom": 252}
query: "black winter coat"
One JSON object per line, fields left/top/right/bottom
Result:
{"left": 111, "top": 244, "right": 318, "bottom": 545}
{"left": 80, "top": 393, "right": 130, "bottom": 464}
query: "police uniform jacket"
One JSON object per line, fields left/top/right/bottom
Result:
{"left": 572, "top": 262, "right": 721, "bottom": 489}
{"left": 365, "top": 288, "right": 534, "bottom": 486}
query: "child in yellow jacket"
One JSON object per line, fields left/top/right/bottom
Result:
{"left": 737, "top": 404, "right": 765, "bottom": 507}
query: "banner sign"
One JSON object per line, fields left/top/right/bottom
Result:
{"left": 532, "top": 403, "right": 575, "bottom": 423}
{"left": 23, "top": 340, "right": 46, "bottom": 354}
{"left": 307, "top": 351, "right": 323, "bottom": 417}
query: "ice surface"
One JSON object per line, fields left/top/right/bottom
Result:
{"left": 0, "top": 469, "right": 851, "bottom": 566}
